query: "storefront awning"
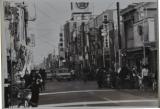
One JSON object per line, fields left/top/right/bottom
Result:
{"left": 121, "top": 46, "right": 157, "bottom": 54}
{"left": 121, "top": 47, "right": 143, "bottom": 53}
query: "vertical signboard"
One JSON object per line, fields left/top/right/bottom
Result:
{"left": 133, "top": 19, "right": 148, "bottom": 47}
{"left": 148, "top": 18, "right": 155, "bottom": 42}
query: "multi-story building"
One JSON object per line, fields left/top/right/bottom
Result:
{"left": 62, "top": 1, "right": 92, "bottom": 71}
{"left": 120, "top": 2, "right": 158, "bottom": 73}
{"left": 2, "top": 1, "right": 36, "bottom": 107}
{"left": 3, "top": 1, "right": 36, "bottom": 83}
{"left": 83, "top": 9, "right": 126, "bottom": 71}
{"left": 84, "top": 9, "right": 119, "bottom": 69}
{"left": 63, "top": 3, "right": 124, "bottom": 72}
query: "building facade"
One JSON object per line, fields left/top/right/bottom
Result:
{"left": 62, "top": 1, "right": 92, "bottom": 72}
{"left": 61, "top": 1, "right": 157, "bottom": 75}
{"left": 3, "top": 1, "right": 36, "bottom": 83}
{"left": 120, "top": 2, "right": 158, "bottom": 73}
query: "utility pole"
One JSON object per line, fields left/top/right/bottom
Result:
{"left": 117, "top": 2, "right": 122, "bottom": 68}
{"left": 82, "top": 22, "right": 86, "bottom": 69}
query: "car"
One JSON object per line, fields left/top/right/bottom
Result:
{"left": 46, "top": 70, "right": 54, "bottom": 80}
{"left": 56, "top": 68, "right": 72, "bottom": 81}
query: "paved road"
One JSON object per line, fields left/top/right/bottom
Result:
{"left": 38, "top": 80, "right": 158, "bottom": 107}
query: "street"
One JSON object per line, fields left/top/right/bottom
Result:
{"left": 3, "top": 1, "right": 158, "bottom": 108}
{"left": 38, "top": 80, "right": 158, "bottom": 107}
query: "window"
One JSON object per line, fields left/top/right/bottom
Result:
{"left": 60, "top": 48, "right": 63, "bottom": 51}
{"left": 59, "top": 43, "right": 63, "bottom": 46}
{"left": 60, "top": 38, "right": 63, "bottom": 42}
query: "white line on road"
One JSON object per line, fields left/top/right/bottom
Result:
{"left": 39, "top": 99, "right": 158, "bottom": 107}
{"left": 40, "top": 89, "right": 115, "bottom": 95}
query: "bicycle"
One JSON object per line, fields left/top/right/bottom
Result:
{"left": 8, "top": 84, "right": 32, "bottom": 108}
{"left": 8, "top": 85, "right": 19, "bottom": 106}
{"left": 17, "top": 88, "right": 32, "bottom": 107}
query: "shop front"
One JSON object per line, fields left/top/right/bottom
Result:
{"left": 122, "top": 46, "right": 157, "bottom": 74}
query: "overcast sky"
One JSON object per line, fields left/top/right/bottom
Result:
{"left": 27, "top": 0, "right": 156, "bottom": 65}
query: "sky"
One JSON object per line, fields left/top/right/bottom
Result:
{"left": 26, "top": 0, "right": 157, "bottom": 65}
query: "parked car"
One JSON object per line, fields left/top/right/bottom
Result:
{"left": 56, "top": 68, "right": 72, "bottom": 81}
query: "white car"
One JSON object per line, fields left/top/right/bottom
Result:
{"left": 56, "top": 68, "right": 71, "bottom": 81}
{"left": 46, "top": 70, "right": 53, "bottom": 80}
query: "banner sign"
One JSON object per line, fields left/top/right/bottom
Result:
{"left": 71, "top": 2, "right": 91, "bottom": 14}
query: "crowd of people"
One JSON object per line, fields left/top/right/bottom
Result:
{"left": 95, "top": 65, "right": 157, "bottom": 91}
{"left": 8, "top": 65, "right": 157, "bottom": 107}
{"left": 78, "top": 64, "right": 157, "bottom": 91}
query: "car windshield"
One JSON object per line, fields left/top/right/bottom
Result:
{"left": 58, "top": 69, "right": 68, "bottom": 73}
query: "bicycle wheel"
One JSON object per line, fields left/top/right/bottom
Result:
{"left": 9, "top": 85, "right": 19, "bottom": 106}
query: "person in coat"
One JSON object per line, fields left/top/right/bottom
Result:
{"left": 30, "top": 70, "right": 42, "bottom": 107}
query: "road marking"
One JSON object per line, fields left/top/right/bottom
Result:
{"left": 39, "top": 99, "right": 158, "bottom": 107}
{"left": 40, "top": 89, "right": 115, "bottom": 95}
{"left": 103, "top": 97, "right": 111, "bottom": 101}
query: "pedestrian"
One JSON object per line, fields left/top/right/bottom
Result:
{"left": 152, "top": 71, "right": 157, "bottom": 92}
{"left": 131, "top": 67, "right": 138, "bottom": 89}
{"left": 119, "top": 66, "right": 126, "bottom": 89}
{"left": 39, "top": 69, "right": 46, "bottom": 91}
{"left": 42, "top": 69, "right": 46, "bottom": 90}
{"left": 141, "top": 65, "right": 149, "bottom": 90}
{"left": 137, "top": 73, "right": 143, "bottom": 90}
{"left": 30, "top": 70, "right": 42, "bottom": 107}
{"left": 23, "top": 69, "right": 31, "bottom": 88}
{"left": 83, "top": 67, "right": 88, "bottom": 83}
{"left": 111, "top": 70, "right": 117, "bottom": 88}
{"left": 96, "top": 68, "right": 105, "bottom": 88}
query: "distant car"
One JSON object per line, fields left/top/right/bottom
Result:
{"left": 70, "top": 70, "right": 76, "bottom": 80}
{"left": 46, "top": 70, "right": 53, "bottom": 80}
{"left": 56, "top": 68, "right": 72, "bottom": 81}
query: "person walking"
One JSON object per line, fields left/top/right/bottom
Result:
{"left": 30, "top": 70, "right": 42, "bottom": 107}
{"left": 39, "top": 69, "right": 46, "bottom": 91}
{"left": 23, "top": 69, "right": 31, "bottom": 88}
{"left": 96, "top": 68, "right": 105, "bottom": 88}
{"left": 83, "top": 67, "right": 88, "bottom": 83}
{"left": 111, "top": 69, "right": 117, "bottom": 88}
{"left": 141, "top": 65, "right": 149, "bottom": 90}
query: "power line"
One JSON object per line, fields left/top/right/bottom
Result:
{"left": 36, "top": 5, "right": 58, "bottom": 24}
{"left": 107, "top": 0, "right": 117, "bottom": 9}
{"left": 36, "top": 35, "right": 58, "bottom": 47}
{"left": 42, "top": 1, "right": 60, "bottom": 13}
{"left": 36, "top": 28, "right": 58, "bottom": 31}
